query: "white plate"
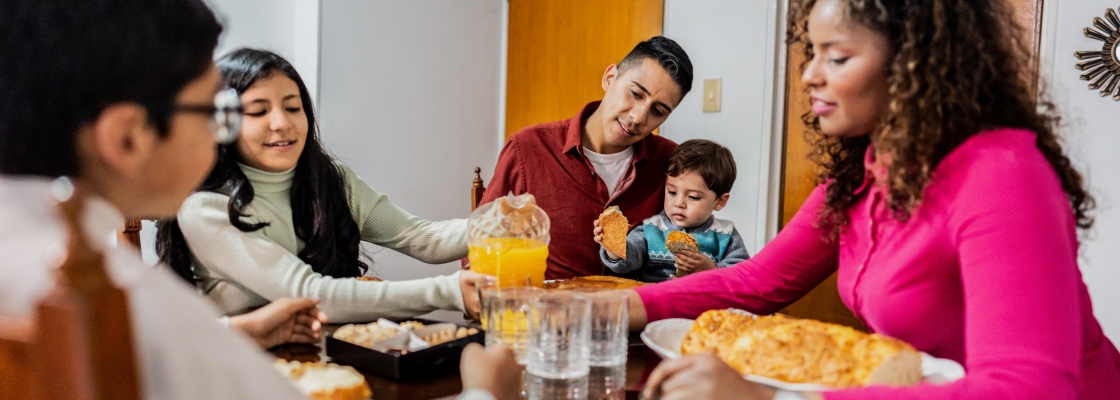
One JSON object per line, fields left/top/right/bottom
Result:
{"left": 640, "top": 317, "right": 965, "bottom": 391}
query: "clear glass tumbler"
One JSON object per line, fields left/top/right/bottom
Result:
{"left": 588, "top": 364, "right": 626, "bottom": 400}
{"left": 483, "top": 286, "right": 542, "bottom": 364}
{"left": 575, "top": 289, "right": 629, "bottom": 366}
{"left": 524, "top": 369, "right": 588, "bottom": 400}
{"left": 526, "top": 291, "right": 592, "bottom": 379}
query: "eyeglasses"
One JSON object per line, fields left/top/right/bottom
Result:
{"left": 165, "top": 88, "right": 244, "bottom": 144}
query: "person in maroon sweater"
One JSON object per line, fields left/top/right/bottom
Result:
{"left": 479, "top": 36, "right": 694, "bottom": 279}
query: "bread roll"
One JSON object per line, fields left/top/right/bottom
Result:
{"left": 681, "top": 311, "right": 922, "bottom": 388}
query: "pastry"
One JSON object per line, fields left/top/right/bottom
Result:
{"left": 598, "top": 206, "right": 629, "bottom": 259}
{"left": 332, "top": 322, "right": 400, "bottom": 348}
{"left": 680, "top": 310, "right": 922, "bottom": 388}
{"left": 355, "top": 276, "right": 382, "bottom": 282}
{"left": 665, "top": 231, "right": 699, "bottom": 254}
{"left": 666, "top": 231, "right": 700, "bottom": 278}
{"left": 273, "top": 360, "right": 371, "bottom": 400}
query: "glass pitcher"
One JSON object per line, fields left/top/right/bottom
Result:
{"left": 467, "top": 192, "right": 550, "bottom": 287}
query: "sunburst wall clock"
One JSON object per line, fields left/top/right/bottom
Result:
{"left": 1076, "top": 7, "right": 1120, "bottom": 101}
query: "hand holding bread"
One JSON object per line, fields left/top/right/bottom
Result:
{"left": 595, "top": 206, "right": 629, "bottom": 260}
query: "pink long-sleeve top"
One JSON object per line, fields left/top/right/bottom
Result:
{"left": 635, "top": 129, "right": 1120, "bottom": 399}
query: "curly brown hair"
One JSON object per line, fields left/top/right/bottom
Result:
{"left": 788, "top": 0, "right": 1094, "bottom": 238}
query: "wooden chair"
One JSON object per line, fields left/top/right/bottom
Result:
{"left": 471, "top": 167, "right": 487, "bottom": 211}
{"left": 1, "top": 188, "right": 142, "bottom": 400}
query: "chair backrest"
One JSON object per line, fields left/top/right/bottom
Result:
{"left": 2, "top": 189, "right": 142, "bottom": 400}
{"left": 122, "top": 218, "right": 142, "bottom": 249}
{"left": 471, "top": 167, "right": 486, "bottom": 211}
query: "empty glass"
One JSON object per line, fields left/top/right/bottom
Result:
{"left": 588, "top": 364, "right": 626, "bottom": 400}
{"left": 575, "top": 290, "right": 629, "bottom": 366}
{"left": 524, "top": 369, "right": 588, "bottom": 400}
{"left": 526, "top": 291, "right": 592, "bottom": 379}
{"left": 483, "top": 286, "right": 542, "bottom": 364}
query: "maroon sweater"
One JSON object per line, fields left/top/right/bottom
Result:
{"left": 480, "top": 101, "right": 677, "bottom": 279}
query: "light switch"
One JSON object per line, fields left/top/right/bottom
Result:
{"left": 703, "top": 78, "right": 721, "bottom": 113}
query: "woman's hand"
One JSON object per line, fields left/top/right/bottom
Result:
{"left": 643, "top": 353, "right": 777, "bottom": 400}
{"left": 460, "top": 343, "right": 522, "bottom": 400}
{"left": 674, "top": 250, "right": 716, "bottom": 275}
{"left": 593, "top": 218, "right": 621, "bottom": 260}
{"left": 229, "top": 298, "right": 328, "bottom": 349}
{"left": 459, "top": 270, "right": 490, "bottom": 319}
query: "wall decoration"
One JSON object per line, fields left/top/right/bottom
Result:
{"left": 1076, "top": 7, "right": 1120, "bottom": 101}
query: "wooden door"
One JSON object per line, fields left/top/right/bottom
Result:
{"left": 776, "top": 0, "right": 1045, "bottom": 330}
{"left": 505, "top": 0, "right": 664, "bottom": 137}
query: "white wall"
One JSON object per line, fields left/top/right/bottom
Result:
{"left": 317, "top": 0, "right": 503, "bottom": 281}
{"left": 206, "top": 0, "right": 321, "bottom": 99}
{"left": 1040, "top": 0, "right": 1120, "bottom": 340}
{"left": 660, "top": 0, "right": 786, "bottom": 252}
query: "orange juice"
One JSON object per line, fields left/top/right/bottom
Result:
{"left": 469, "top": 237, "right": 548, "bottom": 287}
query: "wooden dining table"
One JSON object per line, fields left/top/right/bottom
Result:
{"left": 269, "top": 323, "right": 664, "bottom": 400}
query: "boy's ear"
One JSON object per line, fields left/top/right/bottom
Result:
{"left": 84, "top": 103, "right": 158, "bottom": 180}
{"left": 713, "top": 193, "right": 730, "bottom": 211}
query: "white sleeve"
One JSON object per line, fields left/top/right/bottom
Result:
{"left": 456, "top": 388, "right": 497, "bottom": 400}
{"left": 178, "top": 193, "right": 466, "bottom": 323}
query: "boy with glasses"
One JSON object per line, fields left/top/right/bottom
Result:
{"left": 0, "top": 1, "right": 313, "bottom": 398}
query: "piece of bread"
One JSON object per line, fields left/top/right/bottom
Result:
{"left": 542, "top": 275, "right": 646, "bottom": 290}
{"left": 355, "top": 275, "right": 382, "bottom": 282}
{"left": 273, "top": 360, "right": 372, "bottom": 400}
{"left": 599, "top": 206, "right": 629, "bottom": 259}
{"left": 332, "top": 323, "right": 400, "bottom": 348}
{"left": 681, "top": 311, "right": 922, "bottom": 388}
{"left": 665, "top": 231, "right": 699, "bottom": 254}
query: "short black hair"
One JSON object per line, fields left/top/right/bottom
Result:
{"left": 617, "top": 36, "right": 694, "bottom": 99}
{"left": 667, "top": 139, "right": 737, "bottom": 197}
{"left": 0, "top": 0, "right": 223, "bottom": 177}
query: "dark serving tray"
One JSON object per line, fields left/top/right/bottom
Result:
{"left": 326, "top": 318, "right": 485, "bottom": 381}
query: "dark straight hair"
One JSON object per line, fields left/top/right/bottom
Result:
{"left": 618, "top": 36, "right": 695, "bottom": 98}
{"left": 0, "top": 0, "right": 222, "bottom": 176}
{"left": 157, "top": 48, "right": 368, "bottom": 283}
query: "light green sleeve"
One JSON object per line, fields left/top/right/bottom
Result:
{"left": 338, "top": 163, "right": 469, "bottom": 264}
{"left": 178, "top": 192, "right": 465, "bottom": 323}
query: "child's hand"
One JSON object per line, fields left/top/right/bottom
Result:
{"left": 593, "top": 218, "right": 622, "bottom": 261}
{"left": 461, "top": 343, "right": 522, "bottom": 400}
{"left": 675, "top": 250, "right": 716, "bottom": 275}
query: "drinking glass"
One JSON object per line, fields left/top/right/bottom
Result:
{"left": 575, "top": 290, "right": 629, "bottom": 366}
{"left": 524, "top": 369, "right": 588, "bottom": 400}
{"left": 483, "top": 286, "right": 542, "bottom": 364}
{"left": 588, "top": 364, "right": 626, "bottom": 400}
{"left": 526, "top": 292, "right": 592, "bottom": 379}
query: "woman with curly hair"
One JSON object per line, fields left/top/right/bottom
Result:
{"left": 632, "top": 0, "right": 1120, "bottom": 398}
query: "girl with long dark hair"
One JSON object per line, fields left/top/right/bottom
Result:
{"left": 157, "top": 48, "right": 484, "bottom": 322}
{"left": 630, "top": 0, "right": 1120, "bottom": 398}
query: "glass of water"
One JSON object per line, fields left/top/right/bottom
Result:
{"left": 575, "top": 289, "right": 629, "bottom": 366}
{"left": 484, "top": 286, "right": 542, "bottom": 364}
{"left": 526, "top": 291, "right": 592, "bottom": 379}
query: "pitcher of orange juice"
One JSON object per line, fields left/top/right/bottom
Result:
{"left": 467, "top": 193, "right": 550, "bottom": 287}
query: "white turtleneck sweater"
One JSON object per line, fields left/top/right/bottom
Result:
{"left": 177, "top": 162, "right": 469, "bottom": 323}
